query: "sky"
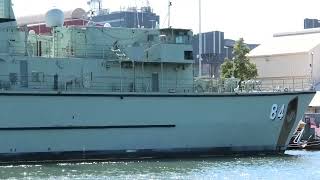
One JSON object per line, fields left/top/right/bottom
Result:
{"left": 11, "top": 0, "right": 320, "bottom": 44}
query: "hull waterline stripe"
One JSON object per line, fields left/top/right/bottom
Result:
{"left": 0, "top": 146, "right": 284, "bottom": 164}
{"left": 0, "top": 125, "right": 176, "bottom": 131}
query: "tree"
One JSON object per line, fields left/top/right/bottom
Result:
{"left": 220, "top": 38, "right": 258, "bottom": 81}
{"left": 220, "top": 59, "right": 234, "bottom": 78}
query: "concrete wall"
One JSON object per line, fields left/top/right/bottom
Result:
{"left": 309, "top": 44, "right": 320, "bottom": 87}
{"left": 251, "top": 53, "right": 311, "bottom": 78}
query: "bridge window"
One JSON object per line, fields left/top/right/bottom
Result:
{"left": 184, "top": 51, "right": 193, "bottom": 60}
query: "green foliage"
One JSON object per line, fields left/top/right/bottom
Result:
{"left": 220, "top": 38, "right": 258, "bottom": 80}
{"left": 220, "top": 59, "right": 234, "bottom": 79}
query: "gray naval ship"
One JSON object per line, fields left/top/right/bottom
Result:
{"left": 0, "top": 0, "right": 315, "bottom": 163}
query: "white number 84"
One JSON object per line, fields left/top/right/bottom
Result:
{"left": 270, "top": 104, "right": 285, "bottom": 120}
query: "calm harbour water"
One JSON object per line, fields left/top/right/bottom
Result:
{"left": 0, "top": 150, "right": 320, "bottom": 180}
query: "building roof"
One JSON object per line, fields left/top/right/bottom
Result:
{"left": 249, "top": 31, "right": 320, "bottom": 57}
{"left": 17, "top": 8, "right": 86, "bottom": 25}
{"left": 310, "top": 91, "right": 320, "bottom": 107}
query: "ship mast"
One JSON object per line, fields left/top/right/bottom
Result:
{"left": 168, "top": 1, "right": 172, "bottom": 28}
{"left": 198, "top": 0, "right": 202, "bottom": 77}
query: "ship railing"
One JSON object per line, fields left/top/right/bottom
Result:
{"left": 0, "top": 74, "right": 194, "bottom": 93}
{"left": 194, "top": 76, "right": 313, "bottom": 93}
{"left": 4, "top": 40, "right": 121, "bottom": 59}
{"left": 4, "top": 40, "right": 160, "bottom": 60}
{"left": 6, "top": 41, "right": 27, "bottom": 56}
{"left": 254, "top": 76, "right": 314, "bottom": 92}
{"left": 0, "top": 74, "right": 313, "bottom": 94}
{"left": 4, "top": 39, "right": 191, "bottom": 63}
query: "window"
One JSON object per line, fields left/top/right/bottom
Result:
{"left": 9, "top": 73, "right": 17, "bottom": 84}
{"left": 31, "top": 72, "right": 44, "bottom": 82}
{"left": 176, "top": 36, "right": 183, "bottom": 44}
{"left": 184, "top": 51, "right": 193, "bottom": 60}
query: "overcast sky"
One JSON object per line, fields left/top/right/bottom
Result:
{"left": 12, "top": 0, "right": 320, "bottom": 43}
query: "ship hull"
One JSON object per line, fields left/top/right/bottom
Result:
{"left": 0, "top": 92, "right": 314, "bottom": 163}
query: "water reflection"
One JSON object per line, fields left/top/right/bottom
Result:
{"left": 0, "top": 151, "right": 320, "bottom": 179}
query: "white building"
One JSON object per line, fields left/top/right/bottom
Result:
{"left": 249, "top": 28, "right": 320, "bottom": 90}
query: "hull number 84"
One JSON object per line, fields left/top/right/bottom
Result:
{"left": 270, "top": 104, "right": 285, "bottom": 120}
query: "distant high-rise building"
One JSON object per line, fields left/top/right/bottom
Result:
{"left": 193, "top": 31, "right": 225, "bottom": 77}
{"left": 92, "top": 6, "right": 160, "bottom": 29}
{"left": 304, "top": 18, "right": 320, "bottom": 29}
{"left": 193, "top": 31, "right": 259, "bottom": 78}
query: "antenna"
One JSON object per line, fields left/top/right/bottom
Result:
{"left": 168, "top": 1, "right": 172, "bottom": 28}
{"left": 87, "top": 0, "right": 102, "bottom": 15}
{"left": 198, "top": 0, "right": 202, "bottom": 77}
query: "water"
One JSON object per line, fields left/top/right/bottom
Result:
{"left": 0, "top": 150, "right": 319, "bottom": 180}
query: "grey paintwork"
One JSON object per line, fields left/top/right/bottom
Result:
{"left": 0, "top": 0, "right": 315, "bottom": 161}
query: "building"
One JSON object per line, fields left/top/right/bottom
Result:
{"left": 250, "top": 28, "right": 320, "bottom": 142}
{"left": 16, "top": 5, "right": 160, "bottom": 34}
{"left": 249, "top": 29, "right": 320, "bottom": 90}
{"left": 193, "top": 31, "right": 258, "bottom": 78}
{"left": 92, "top": 6, "right": 160, "bottom": 29}
{"left": 193, "top": 31, "right": 225, "bottom": 77}
{"left": 224, "top": 39, "right": 259, "bottom": 59}
{"left": 17, "top": 8, "right": 88, "bottom": 34}
{"left": 304, "top": 18, "right": 320, "bottom": 29}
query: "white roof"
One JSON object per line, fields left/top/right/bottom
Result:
{"left": 249, "top": 32, "right": 320, "bottom": 57}
{"left": 310, "top": 91, "right": 320, "bottom": 107}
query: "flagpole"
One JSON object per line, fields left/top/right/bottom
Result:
{"left": 168, "top": 1, "right": 172, "bottom": 28}
{"left": 198, "top": 0, "right": 202, "bottom": 77}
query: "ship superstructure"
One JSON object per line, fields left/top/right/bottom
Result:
{"left": 0, "top": 0, "right": 315, "bottom": 162}
{"left": 1, "top": 24, "right": 194, "bottom": 93}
